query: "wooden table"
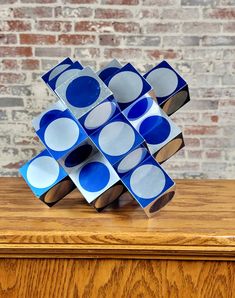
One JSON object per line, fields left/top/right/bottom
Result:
{"left": 0, "top": 178, "right": 234, "bottom": 297}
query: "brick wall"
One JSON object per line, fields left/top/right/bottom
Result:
{"left": 0, "top": 0, "right": 234, "bottom": 179}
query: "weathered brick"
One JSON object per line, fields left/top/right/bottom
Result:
{"left": 35, "top": 20, "right": 72, "bottom": 32}
{"left": 0, "top": 98, "right": 24, "bottom": 107}
{"left": 99, "top": 34, "right": 121, "bottom": 46}
{"left": 184, "top": 125, "right": 220, "bottom": 135}
{"left": 124, "top": 35, "right": 161, "bottom": 46}
{"left": 0, "top": 20, "right": 31, "bottom": 32}
{"left": 223, "top": 22, "right": 235, "bottom": 33}
{"left": 0, "top": 73, "right": 26, "bottom": 84}
{"left": 0, "top": 34, "right": 17, "bottom": 45}
{"left": 20, "top": 34, "right": 56, "bottom": 45}
{"left": 143, "top": 0, "right": 178, "bottom": 5}
{"left": 203, "top": 8, "right": 235, "bottom": 19}
{"left": 1, "top": 59, "right": 20, "bottom": 71}
{"left": 144, "top": 49, "right": 181, "bottom": 60}
{"left": 58, "top": 34, "right": 96, "bottom": 45}
{"left": 163, "top": 36, "right": 200, "bottom": 47}
{"left": 181, "top": 0, "right": 218, "bottom": 5}
{"left": 35, "top": 47, "right": 71, "bottom": 57}
{"left": 143, "top": 22, "right": 180, "bottom": 34}
{"left": 161, "top": 8, "right": 200, "bottom": 19}
{"left": 95, "top": 8, "right": 133, "bottom": 18}
{"left": 101, "top": 0, "right": 139, "bottom": 4}
{"left": 21, "top": 59, "right": 40, "bottom": 70}
{"left": 113, "top": 22, "right": 140, "bottom": 33}
{"left": 75, "top": 21, "right": 113, "bottom": 33}
{"left": 202, "top": 36, "right": 235, "bottom": 46}
{"left": 137, "top": 8, "right": 159, "bottom": 19}
{"left": 0, "top": 46, "right": 32, "bottom": 57}
{"left": 13, "top": 7, "right": 53, "bottom": 18}
{"left": 75, "top": 48, "right": 101, "bottom": 59}
{"left": 182, "top": 22, "right": 221, "bottom": 34}
{"left": 55, "top": 6, "right": 93, "bottom": 18}
{"left": 104, "top": 48, "right": 142, "bottom": 59}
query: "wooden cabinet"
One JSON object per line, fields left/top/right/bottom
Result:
{"left": 0, "top": 178, "right": 234, "bottom": 297}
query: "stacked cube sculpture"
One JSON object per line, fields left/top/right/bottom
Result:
{"left": 19, "top": 58, "right": 190, "bottom": 217}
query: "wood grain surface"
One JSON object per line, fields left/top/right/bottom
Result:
{"left": 0, "top": 258, "right": 234, "bottom": 298}
{"left": 0, "top": 178, "right": 234, "bottom": 259}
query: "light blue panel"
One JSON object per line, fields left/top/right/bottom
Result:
{"left": 19, "top": 149, "right": 67, "bottom": 198}
{"left": 90, "top": 112, "right": 145, "bottom": 165}
{"left": 121, "top": 155, "right": 175, "bottom": 208}
{"left": 105, "top": 63, "right": 153, "bottom": 110}
{"left": 36, "top": 109, "right": 88, "bottom": 160}
{"left": 97, "top": 59, "right": 122, "bottom": 82}
{"left": 144, "top": 60, "right": 188, "bottom": 106}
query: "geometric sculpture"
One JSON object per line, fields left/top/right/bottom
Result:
{"left": 19, "top": 57, "right": 190, "bottom": 217}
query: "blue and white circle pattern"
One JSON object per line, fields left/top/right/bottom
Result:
{"left": 130, "top": 164, "right": 166, "bottom": 199}
{"left": 139, "top": 115, "right": 171, "bottom": 145}
{"left": 117, "top": 147, "right": 147, "bottom": 174}
{"left": 98, "top": 121, "right": 135, "bottom": 156}
{"left": 44, "top": 117, "right": 80, "bottom": 151}
{"left": 145, "top": 67, "right": 178, "bottom": 98}
{"left": 108, "top": 71, "right": 143, "bottom": 104}
{"left": 27, "top": 156, "right": 60, "bottom": 189}
{"left": 79, "top": 161, "right": 110, "bottom": 192}
{"left": 84, "top": 101, "right": 116, "bottom": 130}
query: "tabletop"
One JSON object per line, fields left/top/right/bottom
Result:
{"left": 0, "top": 178, "right": 234, "bottom": 260}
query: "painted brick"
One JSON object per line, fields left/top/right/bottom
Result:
{"left": 0, "top": 0, "right": 234, "bottom": 178}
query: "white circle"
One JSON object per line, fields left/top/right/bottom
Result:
{"left": 27, "top": 156, "right": 60, "bottom": 189}
{"left": 84, "top": 102, "right": 115, "bottom": 130}
{"left": 44, "top": 118, "right": 80, "bottom": 151}
{"left": 48, "top": 64, "right": 71, "bottom": 81}
{"left": 117, "top": 148, "right": 146, "bottom": 174}
{"left": 130, "top": 164, "right": 166, "bottom": 199}
{"left": 98, "top": 121, "right": 135, "bottom": 156}
{"left": 108, "top": 71, "right": 143, "bottom": 103}
{"left": 55, "top": 69, "right": 82, "bottom": 89}
{"left": 146, "top": 67, "right": 178, "bottom": 98}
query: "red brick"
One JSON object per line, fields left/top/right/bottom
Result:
{"left": 0, "top": 20, "right": 31, "bottom": 32}
{"left": 187, "top": 150, "right": 203, "bottom": 159}
{"left": 184, "top": 125, "right": 219, "bottom": 135}
{"left": 0, "top": 73, "right": 26, "bottom": 84}
{"left": 58, "top": 34, "right": 96, "bottom": 45}
{"left": 0, "top": 47, "right": 32, "bottom": 57}
{"left": 104, "top": 48, "right": 142, "bottom": 59}
{"left": 35, "top": 20, "right": 72, "bottom": 32}
{"left": 2, "top": 59, "right": 19, "bottom": 71}
{"left": 75, "top": 21, "right": 112, "bottom": 33}
{"left": 101, "top": 0, "right": 138, "bottom": 4}
{"left": 204, "top": 8, "right": 235, "bottom": 19}
{"left": 95, "top": 8, "right": 133, "bottom": 19}
{"left": 205, "top": 150, "right": 221, "bottom": 159}
{"left": 184, "top": 138, "right": 200, "bottom": 147}
{"left": 13, "top": 7, "right": 53, "bottom": 18}
{"left": 113, "top": 22, "right": 140, "bottom": 33}
{"left": 21, "top": 59, "right": 40, "bottom": 70}
{"left": 0, "top": 34, "right": 17, "bottom": 45}
{"left": 20, "top": 34, "right": 56, "bottom": 45}
{"left": 99, "top": 34, "right": 121, "bottom": 46}
{"left": 144, "top": 49, "right": 180, "bottom": 60}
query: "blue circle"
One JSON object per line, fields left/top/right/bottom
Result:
{"left": 127, "top": 97, "right": 152, "bottom": 121}
{"left": 64, "top": 144, "right": 93, "bottom": 168}
{"left": 79, "top": 162, "right": 110, "bottom": 192}
{"left": 139, "top": 116, "right": 171, "bottom": 144}
{"left": 39, "top": 110, "right": 61, "bottom": 128}
{"left": 66, "top": 76, "right": 101, "bottom": 108}
{"left": 99, "top": 67, "right": 119, "bottom": 82}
